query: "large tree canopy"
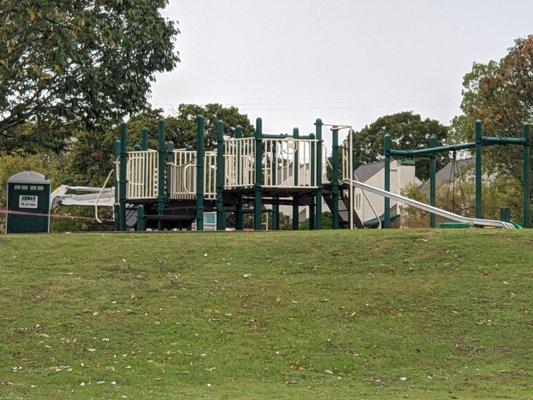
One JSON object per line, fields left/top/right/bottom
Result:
{"left": 351, "top": 111, "right": 449, "bottom": 180}
{"left": 124, "top": 104, "right": 254, "bottom": 149}
{"left": 0, "top": 0, "right": 179, "bottom": 137}
{"left": 451, "top": 35, "right": 532, "bottom": 177}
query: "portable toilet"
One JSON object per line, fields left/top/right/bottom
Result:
{"left": 6, "top": 171, "right": 51, "bottom": 234}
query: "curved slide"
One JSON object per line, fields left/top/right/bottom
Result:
{"left": 342, "top": 179, "right": 515, "bottom": 229}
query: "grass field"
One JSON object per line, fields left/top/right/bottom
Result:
{"left": 0, "top": 230, "right": 531, "bottom": 399}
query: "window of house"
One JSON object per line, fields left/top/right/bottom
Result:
{"left": 355, "top": 193, "right": 362, "bottom": 209}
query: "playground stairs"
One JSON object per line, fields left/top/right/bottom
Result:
{"left": 322, "top": 186, "right": 364, "bottom": 229}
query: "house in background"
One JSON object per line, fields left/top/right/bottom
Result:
{"left": 418, "top": 158, "right": 474, "bottom": 193}
{"left": 277, "top": 159, "right": 421, "bottom": 227}
{"left": 351, "top": 159, "right": 420, "bottom": 226}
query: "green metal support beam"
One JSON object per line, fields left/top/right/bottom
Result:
{"left": 157, "top": 120, "right": 166, "bottom": 230}
{"left": 113, "top": 139, "right": 120, "bottom": 230}
{"left": 136, "top": 205, "right": 146, "bottom": 231}
{"left": 196, "top": 115, "right": 205, "bottom": 231}
{"left": 384, "top": 134, "right": 391, "bottom": 228}
{"left": 165, "top": 141, "right": 174, "bottom": 199}
{"left": 309, "top": 132, "right": 316, "bottom": 231}
{"left": 254, "top": 118, "right": 263, "bottom": 230}
{"left": 216, "top": 120, "right": 226, "bottom": 231}
{"left": 141, "top": 127, "right": 149, "bottom": 150}
{"left": 315, "top": 119, "right": 323, "bottom": 229}
{"left": 235, "top": 125, "right": 244, "bottom": 230}
{"left": 118, "top": 122, "right": 127, "bottom": 231}
{"left": 272, "top": 196, "right": 280, "bottom": 230}
{"left": 481, "top": 136, "right": 527, "bottom": 145}
{"left": 292, "top": 127, "right": 299, "bottom": 230}
{"left": 429, "top": 134, "right": 437, "bottom": 228}
{"left": 475, "top": 120, "right": 483, "bottom": 220}
{"left": 390, "top": 142, "right": 475, "bottom": 158}
{"left": 523, "top": 122, "right": 531, "bottom": 228}
{"left": 331, "top": 127, "right": 340, "bottom": 229}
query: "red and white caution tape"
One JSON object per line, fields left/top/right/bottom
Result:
{"left": 0, "top": 209, "right": 114, "bottom": 223}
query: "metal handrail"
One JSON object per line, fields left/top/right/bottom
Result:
{"left": 182, "top": 163, "right": 196, "bottom": 194}
{"left": 95, "top": 166, "right": 116, "bottom": 223}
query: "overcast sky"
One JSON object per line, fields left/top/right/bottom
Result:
{"left": 150, "top": 0, "right": 532, "bottom": 142}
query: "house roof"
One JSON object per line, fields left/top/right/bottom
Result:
{"left": 419, "top": 158, "right": 473, "bottom": 191}
{"left": 354, "top": 160, "right": 384, "bottom": 182}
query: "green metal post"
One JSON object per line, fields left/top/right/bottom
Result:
{"left": 500, "top": 208, "right": 511, "bottom": 223}
{"left": 292, "top": 127, "right": 299, "bottom": 230}
{"left": 113, "top": 139, "right": 121, "bottom": 229}
{"left": 309, "top": 201, "right": 315, "bottom": 230}
{"left": 157, "top": 120, "right": 166, "bottom": 230}
{"left": 235, "top": 196, "right": 243, "bottom": 230}
{"left": 196, "top": 115, "right": 205, "bottom": 231}
{"left": 271, "top": 139, "right": 280, "bottom": 230}
{"left": 272, "top": 196, "right": 280, "bottom": 230}
{"left": 136, "top": 205, "right": 146, "bottom": 231}
{"left": 271, "top": 139, "right": 279, "bottom": 230}
{"left": 429, "top": 134, "right": 437, "bottom": 228}
{"left": 141, "top": 127, "right": 149, "bottom": 150}
{"left": 384, "top": 134, "right": 391, "bottom": 228}
{"left": 309, "top": 133, "right": 316, "bottom": 230}
{"left": 331, "top": 127, "right": 340, "bottom": 229}
{"left": 475, "top": 120, "right": 483, "bottom": 219}
{"left": 315, "top": 119, "right": 323, "bottom": 229}
{"left": 165, "top": 141, "right": 174, "bottom": 198}
{"left": 216, "top": 120, "right": 226, "bottom": 231}
{"left": 523, "top": 122, "right": 531, "bottom": 228}
{"left": 118, "top": 122, "right": 127, "bottom": 231}
{"left": 235, "top": 126, "right": 244, "bottom": 230}
{"left": 350, "top": 129, "right": 357, "bottom": 230}
{"left": 254, "top": 118, "right": 263, "bottom": 230}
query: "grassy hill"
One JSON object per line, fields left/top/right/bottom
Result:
{"left": 0, "top": 230, "right": 531, "bottom": 399}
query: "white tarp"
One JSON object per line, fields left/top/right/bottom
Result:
{"left": 51, "top": 185, "right": 115, "bottom": 211}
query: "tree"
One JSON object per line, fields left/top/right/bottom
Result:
{"left": 402, "top": 172, "right": 524, "bottom": 227}
{"left": 351, "top": 112, "right": 449, "bottom": 180}
{"left": 0, "top": 122, "right": 73, "bottom": 155}
{"left": 174, "top": 104, "right": 255, "bottom": 149}
{"left": 124, "top": 105, "right": 255, "bottom": 150}
{"left": 0, "top": 0, "right": 179, "bottom": 140}
{"left": 452, "top": 35, "right": 533, "bottom": 178}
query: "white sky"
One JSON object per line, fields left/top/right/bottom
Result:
{"left": 150, "top": 0, "right": 532, "bottom": 142}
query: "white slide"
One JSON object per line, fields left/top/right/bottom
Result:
{"left": 342, "top": 179, "right": 515, "bottom": 229}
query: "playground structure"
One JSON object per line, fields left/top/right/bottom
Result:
{"left": 382, "top": 121, "right": 530, "bottom": 228}
{"left": 110, "top": 116, "right": 530, "bottom": 231}
{"left": 115, "top": 117, "right": 331, "bottom": 231}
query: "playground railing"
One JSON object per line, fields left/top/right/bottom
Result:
{"left": 204, "top": 152, "right": 217, "bottom": 199}
{"left": 263, "top": 137, "right": 318, "bottom": 188}
{"left": 126, "top": 150, "right": 159, "bottom": 199}
{"left": 224, "top": 137, "right": 256, "bottom": 188}
{"left": 340, "top": 146, "right": 351, "bottom": 181}
{"left": 168, "top": 150, "right": 217, "bottom": 200}
{"left": 169, "top": 150, "right": 196, "bottom": 200}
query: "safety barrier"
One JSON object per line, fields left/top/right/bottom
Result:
{"left": 168, "top": 150, "right": 196, "bottom": 200}
{"left": 340, "top": 146, "right": 351, "bottom": 181}
{"left": 224, "top": 137, "right": 255, "bottom": 188}
{"left": 124, "top": 136, "right": 320, "bottom": 201}
{"left": 263, "top": 137, "right": 317, "bottom": 188}
{"left": 168, "top": 150, "right": 217, "bottom": 200}
{"left": 126, "top": 150, "right": 159, "bottom": 199}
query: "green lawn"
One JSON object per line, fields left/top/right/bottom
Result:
{"left": 0, "top": 230, "right": 531, "bottom": 399}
